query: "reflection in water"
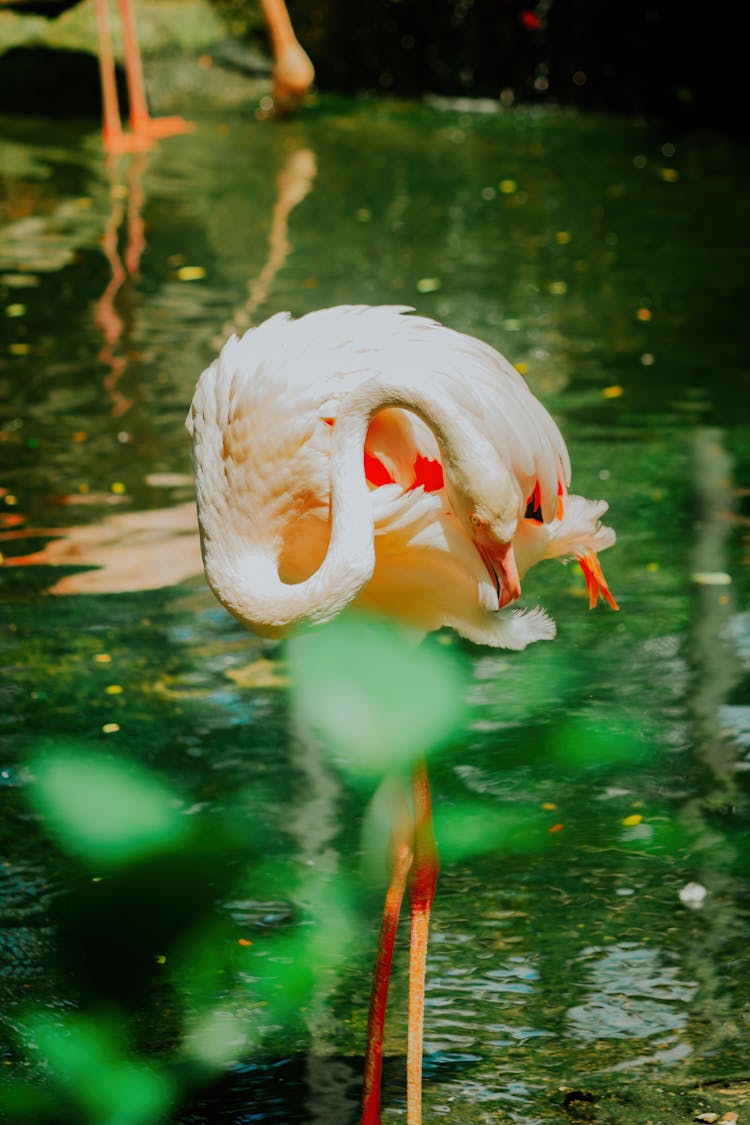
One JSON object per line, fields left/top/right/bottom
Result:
{"left": 678, "top": 428, "right": 745, "bottom": 1072}
{"left": 94, "top": 151, "right": 147, "bottom": 417}
{"left": 214, "top": 146, "right": 317, "bottom": 346}
{"left": 286, "top": 724, "right": 361, "bottom": 1125}
{"left": 1, "top": 496, "right": 200, "bottom": 594}
{"left": 567, "top": 943, "right": 696, "bottom": 1043}
{"left": 688, "top": 428, "right": 740, "bottom": 790}
{"left": 2, "top": 141, "right": 318, "bottom": 597}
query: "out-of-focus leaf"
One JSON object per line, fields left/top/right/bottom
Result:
{"left": 287, "top": 613, "right": 469, "bottom": 782}
{"left": 187, "top": 1008, "right": 252, "bottom": 1069}
{"left": 22, "top": 1013, "right": 173, "bottom": 1125}
{"left": 180, "top": 872, "right": 358, "bottom": 1068}
{"left": 547, "top": 715, "right": 652, "bottom": 772}
{"left": 28, "top": 746, "right": 188, "bottom": 868}
{"left": 434, "top": 801, "right": 552, "bottom": 862}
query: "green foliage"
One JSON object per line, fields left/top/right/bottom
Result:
{"left": 287, "top": 612, "right": 470, "bottom": 783}
{"left": 9, "top": 738, "right": 364, "bottom": 1123}
{"left": 176, "top": 871, "right": 359, "bottom": 1067}
{"left": 28, "top": 746, "right": 188, "bottom": 868}
{"left": 434, "top": 801, "right": 552, "bottom": 863}
{"left": 547, "top": 715, "right": 653, "bottom": 773}
{"left": 17, "top": 1014, "right": 174, "bottom": 1125}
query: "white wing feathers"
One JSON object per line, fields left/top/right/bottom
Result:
{"left": 188, "top": 306, "right": 614, "bottom": 651}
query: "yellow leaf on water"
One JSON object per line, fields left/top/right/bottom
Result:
{"left": 175, "top": 266, "right": 206, "bottom": 281}
{"left": 226, "top": 658, "right": 288, "bottom": 690}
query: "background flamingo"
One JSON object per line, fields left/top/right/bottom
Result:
{"left": 95, "top": 0, "right": 313, "bottom": 149}
{"left": 187, "top": 304, "right": 618, "bottom": 1125}
{"left": 0, "top": 0, "right": 314, "bottom": 151}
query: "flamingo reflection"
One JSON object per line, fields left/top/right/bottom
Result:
{"left": 94, "top": 150, "right": 147, "bottom": 417}
{"left": 2, "top": 142, "right": 318, "bottom": 595}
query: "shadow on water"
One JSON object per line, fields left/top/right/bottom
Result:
{"left": 1, "top": 95, "right": 749, "bottom": 1123}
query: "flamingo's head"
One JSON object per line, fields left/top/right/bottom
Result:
{"left": 470, "top": 511, "right": 522, "bottom": 609}
{"left": 447, "top": 456, "right": 523, "bottom": 610}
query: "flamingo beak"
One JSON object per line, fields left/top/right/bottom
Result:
{"left": 474, "top": 534, "right": 521, "bottom": 610}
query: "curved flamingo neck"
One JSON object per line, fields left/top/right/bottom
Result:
{"left": 336, "top": 376, "right": 504, "bottom": 512}
{"left": 204, "top": 400, "right": 374, "bottom": 636}
{"left": 200, "top": 374, "right": 496, "bottom": 637}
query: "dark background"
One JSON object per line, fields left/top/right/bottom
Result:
{"left": 0, "top": 0, "right": 744, "bottom": 136}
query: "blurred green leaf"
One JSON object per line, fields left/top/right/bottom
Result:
{"left": 180, "top": 871, "right": 358, "bottom": 1067}
{"left": 187, "top": 1007, "right": 252, "bottom": 1070}
{"left": 21, "top": 1012, "right": 173, "bottom": 1125}
{"left": 287, "top": 613, "right": 469, "bottom": 782}
{"left": 28, "top": 746, "right": 188, "bottom": 868}
{"left": 434, "top": 801, "right": 552, "bottom": 863}
{"left": 547, "top": 714, "right": 652, "bottom": 772}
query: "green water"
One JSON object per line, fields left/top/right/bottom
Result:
{"left": 1, "top": 98, "right": 749, "bottom": 1124}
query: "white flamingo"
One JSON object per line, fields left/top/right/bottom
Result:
{"left": 186, "top": 304, "right": 617, "bottom": 1125}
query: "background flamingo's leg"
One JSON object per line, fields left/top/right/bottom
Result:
{"left": 116, "top": 0, "right": 149, "bottom": 132}
{"left": 406, "top": 759, "right": 439, "bottom": 1125}
{"left": 116, "top": 0, "right": 193, "bottom": 142}
{"left": 258, "top": 0, "right": 315, "bottom": 114}
{"left": 361, "top": 814, "right": 413, "bottom": 1125}
{"left": 95, "top": 0, "right": 125, "bottom": 150}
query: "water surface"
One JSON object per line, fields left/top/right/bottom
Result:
{"left": 1, "top": 98, "right": 749, "bottom": 1124}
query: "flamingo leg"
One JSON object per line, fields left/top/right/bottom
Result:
{"left": 95, "top": 0, "right": 193, "bottom": 152}
{"left": 118, "top": 0, "right": 193, "bottom": 142}
{"left": 95, "top": 0, "right": 125, "bottom": 150}
{"left": 257, "top": 0, "right": 315, "bottom": 115}
{"left": 406, "top": 759, "right": 439, "bottom": 1125}
{"left": 361, "top": 834, "right": 412, "bottom": 1125}
{"left": 116, "top": 0, "right": 150, "bottom": 133}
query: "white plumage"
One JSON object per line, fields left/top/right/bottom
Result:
{"left": 187, "top": 305, "right": 617, "bottom": 646}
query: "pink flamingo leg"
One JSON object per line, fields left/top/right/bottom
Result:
{"left": 406, "top": 760, "right": 439, "bottom": 1125}
{"left": 116, "top": 0, "right": 149, "bottom": 132}
{"left": 117, "top": 0, "right": 193, "bottom": 142}
{"left": 257, "top": 0, "right": 315, "bottom": 115}
{"left": 361, "top": 838, "right": 413, "bottom": 1125}
{"left": 95, "top": 0, "right": 192, "bottom": 152}
{"left": 95, "top": 0, "right": 126, "bottom": 150}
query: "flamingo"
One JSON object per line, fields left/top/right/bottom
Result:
{"left": 257, "top": 0, "right": 316, "bottom": 117}
{"left": 93, "top": 0, "right": 193, "bottom": 152}
{"left": 89, "top": 0, "right": 313, "bottom": 151}
{"left": 186, "top": 304, "right": 618, "bottom": 1125}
